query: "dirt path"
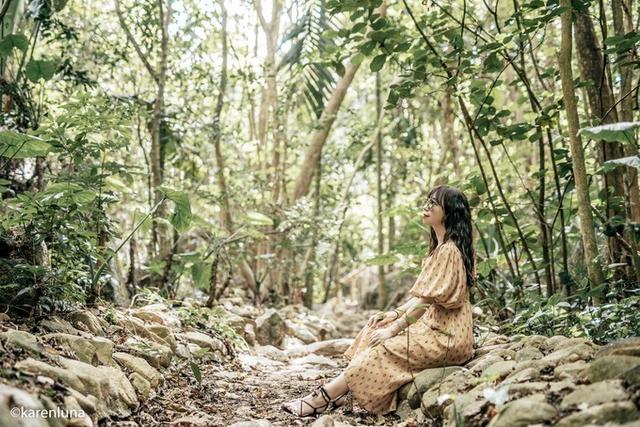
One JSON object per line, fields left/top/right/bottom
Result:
{"left": 131, "top": 345, "right": 407, "bottom": 426}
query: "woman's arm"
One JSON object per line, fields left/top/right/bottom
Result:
{"left": 388, "top": 296, "right": 430, "bottom": 335}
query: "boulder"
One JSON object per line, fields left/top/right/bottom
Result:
{"left": 556, "top": 401, "right": 639, "bottom": 427}
{"left": 554, "top": 360, "right": 588, "bottom": 380}
{"left": 402, "top": 366, "right": 465, "bottom": 408}
{"left": 541, "top": 342, "right": 595, "bottom": 366}
{"left": 560, "top": 380, "right": 628, "bottom": 409}
{"left": 176, "top": 331, "right": 226, "bottom": 354}
{"left": 595, "top": 337, "right": 640, "bottom": 358}
{"left": 581, "top": 355, "right": 640, "bottom": 382}
{"left": 129, "top": 372, "right": 151, "bottom": 401}
{"left": 0, "top": 384, "right": 48, "bottom": 427}
{"left": 420, "top": 369, "right": 477, "bottom": 417}
{"left": 123, "top": 336, "right": 173, "bottom": 369}
{"left": 69, "top": 310, "right": 106, "bottom": 336}
{"left": 255, "top": 309, "right": 287, "bottom": 348}
{"left": 44, "top": 333, "right": 114, "bottom": 366}
{"left": 487, "top": 396, "right": 557, "bottom": 427}
{"left": 15, "top": 357, "right": 138, "bottom": 418}
{"left": 112, "top": 352, "right": 163, "bottom": 387}
{"left": 0, "top": 330, "right": 44, "bottom": 355}
{"left": 480, "top": 360, "right": 516, "bottom": 382}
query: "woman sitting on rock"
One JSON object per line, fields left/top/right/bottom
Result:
{"left": 281, "top": 184, "right": 477, "bottom": 417}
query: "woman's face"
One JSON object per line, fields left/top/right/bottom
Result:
{"left": 422, "top": 196, "right": 445, "bottom": 226}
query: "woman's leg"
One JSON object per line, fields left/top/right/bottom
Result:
{"left": 281, "top": 371, "right": 350, "bottom": 416}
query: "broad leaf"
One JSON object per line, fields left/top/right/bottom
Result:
{"left": 0, "top": 34, "right": 28, "bottom": 56}
{"left": 243, "top": 212, "right": 273, "bottom": 226}
{"left": 364, "top": 253, "right": 399, "bottom": 266}
{"left": 578, "top": 122, "right": 640, "bottom": 143}
{"left": 370, "top": 54, "right": 386, "bottom": 72}
{"left": 0, "top": 131, "right": 51, "bottom": 158}
{"left": 160, "top": 187, "right": 192, "bottom": 232}
{"left": 605, "top": 155, "right": 640, "bottom": 169}
{"left": 25, "top": 59, "right": 57, "bottom": 82}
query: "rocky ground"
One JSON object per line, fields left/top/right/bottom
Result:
{"left": 0, "top": 297, "right": 639, "bottom": 426}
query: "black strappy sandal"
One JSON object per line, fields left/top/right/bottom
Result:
{"left": 281, "top": 385, "right": 344, "bottom": 417}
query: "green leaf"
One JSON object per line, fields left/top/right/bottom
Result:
{"left": 0, "top": 131, "right": 51, "bottom": 158}
{"left": 25, "top": 59, "right": 57, "bottom": 82}
{"left": 242, "top": 212, "right": 273, "bottom": 226}
{"left": 0, "top": 34, "right": 29, "bottom": 56}
{"left": 364, "top": 253, "right": 399, "bottom": 266}
{"left": 160, "top": 187, "right": 192, "bottom": 232}
{"left": 189, "top": 361, "right": 202, "bottom": 385}
{"left": 604, "top": 155, "right": 640, "bottom": 169}
{"left": 370, "top": 54, "right": 387, "bottom": 72}
{"left": 578, "top": 122, "right": 640, "bottom": 144}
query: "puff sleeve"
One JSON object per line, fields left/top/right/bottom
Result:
{"left": 408, "top": 243, "right": 467, "bottom": 309}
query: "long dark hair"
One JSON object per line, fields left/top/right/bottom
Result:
{"left": 425, "top": 185, "right": 476, "bottom": 288}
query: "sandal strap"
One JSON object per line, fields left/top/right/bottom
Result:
{"left": 317, "top": 385, "right": 332, "bottom": 404}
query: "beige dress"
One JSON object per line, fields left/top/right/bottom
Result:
{"left": 342, "top": 240, "right": 474, "bottom": 415}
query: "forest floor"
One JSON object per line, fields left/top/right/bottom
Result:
{"left": 131, "top": 341, "right": 405, "bottom": 426}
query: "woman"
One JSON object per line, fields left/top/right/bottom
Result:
{"left": 281, "top": 185, "right": 476, "bottom": 417}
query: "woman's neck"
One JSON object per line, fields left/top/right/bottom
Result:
{"left": 433, "top": 224, "right": 446, "bottom": 246}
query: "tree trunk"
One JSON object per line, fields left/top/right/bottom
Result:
{"left": 574, "top": 9, "right": 628, "bottom": 285}
{"left": 558, "top": 0, "right": 605, "bottom": 302}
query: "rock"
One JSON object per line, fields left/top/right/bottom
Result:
{"left": 117, "top": 315, "right": 175, "bottom": 350}
{"left": 69, "top": 310, "right": 106, "bottom": 336}
{"left": 468, "top": 354, "right": 504, "bottom": 373}
{"left": 290, "top": 354, "right": 337, "bottom": 368}
{"left": 480, "top": 360, "right": 516, "bottom": 381}
{"left": 0, "top": 384, "right": 48, "bottom": 427}
{"left": 44, "top": 333, "right": 114, "bottom": 366}
{"left": 285, "top": 320, "right": 319, "bottom": 344}
{"left": 289, "top": 338, "right": 354, "bottom": 358}
{"left": 556, "top": 401, "right": 639, "bottom": 427}
{"left": 228, "top": 420, "right": 272, "bottom": 427}
{"left": 624, "top": 365, "right": 640, "bottom": 388}
{"left": 546, "top": 335, "right": 569, "bottom": 350}
{"left": 112, "top": 352, "right": 163, "bottom": 387}
{"left": 145, "top": 324, "right": 177, "bottom": 351}
{"left": 475, "top": 332, "right": 510, "bottom": 347}
{"left": 502, "top": 367, "right": 539, "bottom": 384}
{"left": 554, "top": 360, "right": 589, "bottom": 380}
{"left": 124, "top": 336, "right": 173, "bottom": 369}
{"left": 40, "top": 316, "right": 81, "bottom": 334}
{"left": 15, "top": 357, "right": 138, "bottom": 418}
{"left": 510, "top": 358, "right": 555, "bottom": 377}
{"left": 581, "top": 355, "right": 640, "bottom": 382}
{"left": 62, "top": 394, "right": 93, "bottom": 427}
{"left": 487, "top": 396, "right": 557, "bottom": 427}
{"left": 560, "top": 380, "right": 628, "bottom": 409}
{"left": 176, "top": 331, "right": 226, "bottom": 354}
{"left": 514, "top": 346, "right": 543, "bottom": 362}
{"left": 473, "top": 343, "right": 512, "bottom": 358}
{"left": 129, "top": 372, "right": 151, "bottom": 400}
{"left": 404, "top": 366, "right": 465, "bottom": 408}
{"left": 595, "top": 337, "right": 640, "bottom": 358}
{"left": 243, "top": 324, "right": 256, "bottom": 347}
{"left": 506, "top": 381, "right": 549, "bottom": 397}
{"left": 420, "top": 369, "right": 477, "bottom": 417}
{"left": 255, "top": 309, "right": 287, "bottom": 348}
{"left": 0, "top": 313, "right": 10, "bottom": 322}
{"left": 0, "top": 329, "right": 45, "bottom": 355}
{"left": 130, "top": 303, "right": 181, "bottom": 328}
{"left": 541, "top": 343, "right": 595, "bottom": 366}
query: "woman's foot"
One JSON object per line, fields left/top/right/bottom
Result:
{"left": 281, "top": 385, "right": 349, "bottom": 417}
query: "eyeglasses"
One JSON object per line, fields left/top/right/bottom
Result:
{"left": 422, "top": 197, "right": 440, "bottom": 211}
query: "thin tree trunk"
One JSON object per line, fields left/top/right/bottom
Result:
{"left": 375, "top": 73, "right": 387, "bottom": 309}
{"left": 558, "top": 0, "right": 605, "bottom": 302}
{"left": 212, "top": 0, "right": 257, "bottom": 294}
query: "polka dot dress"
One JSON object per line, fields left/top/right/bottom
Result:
{"left": 342, "top": 240, "right": 475, "bottom": 415}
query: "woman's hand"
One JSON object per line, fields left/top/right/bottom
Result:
{"left": 366, "top": 311, "right": 397, "bottom": 329}
{"left": 367, "top": 325, "right": 398, "bottom": 348}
